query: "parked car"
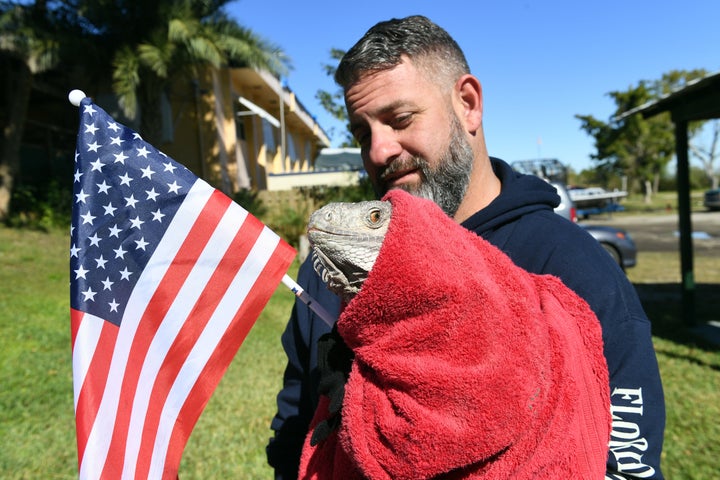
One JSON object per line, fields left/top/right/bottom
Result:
{"left": 704, "top": 189, "right": 720, "bottom": 211}
{"left": 581, "top": 225, "right": 637, "bottom": 270}
{"left": 550, "top": 181, "right": 577, "bottom": 223}
{"left": 551, "top": 181, "right": 637, "bottom": 270}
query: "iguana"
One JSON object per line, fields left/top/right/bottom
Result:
{"left": 299, "top": 190, "right": 611, "bottom": 479}
{"left": 307, "top": 199, "right": 391, "bottom": 302}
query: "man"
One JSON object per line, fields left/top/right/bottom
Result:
{"left": 267, "top": 15, "right": 665, "bottom": 479}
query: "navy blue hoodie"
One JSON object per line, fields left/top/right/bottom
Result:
{"left": 267, "top": 158, "right": 665, "bottom": 479}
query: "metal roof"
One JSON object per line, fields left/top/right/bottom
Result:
{"left": 619, "top": 70, "right": 720, "bottom": 327}
{"left": 619, "top": 71, "right": 720, "bottom": 122}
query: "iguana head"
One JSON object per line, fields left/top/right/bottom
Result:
{"left": 307, "top": 200, "right": 392, "bottom": 301}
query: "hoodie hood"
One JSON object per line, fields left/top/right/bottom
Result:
{"left": 461, "top": 158, "right": 560, "bottom": 234}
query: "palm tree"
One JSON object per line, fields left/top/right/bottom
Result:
{"left": 0, "top": 0, "right": 287, "bottom": 220}
{"left": 79, "top": 0, "right": 290, "bottom": 144}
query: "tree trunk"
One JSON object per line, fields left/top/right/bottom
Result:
{"left": 643, "top": 179, "right": 653, "bottom": 204}
{"left": 0, "top": 59, "right": 33, "bottom": 221}
{"left": 653, "top": 171, "right": 661, "bottom": 194}
{"left": 138, "top": 76, "right": 164, "bottom": 147}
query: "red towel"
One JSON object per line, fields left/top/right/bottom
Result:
{"left": 299, "top": 190, "right": 610, "bottom": 479}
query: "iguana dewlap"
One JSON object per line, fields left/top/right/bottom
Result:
{"left": 307, "top": 200, "right": 391, "bottom": 301}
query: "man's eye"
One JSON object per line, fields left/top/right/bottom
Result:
{"left": 354, "top": 130, "right": 370, "bottom": 146}
{"left": 391, "top": 114, "right": 413, "bottom": 130}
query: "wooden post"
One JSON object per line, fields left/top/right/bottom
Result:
{"left": 674, "top": 119, "right": 695, "bottom": 325}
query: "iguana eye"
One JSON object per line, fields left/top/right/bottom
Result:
{"left": 366, "top": 208, "right": 383, "bottom": 227}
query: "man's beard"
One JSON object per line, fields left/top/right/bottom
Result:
{"left": 374, "top": 115, "right": 473, "bottom": 217}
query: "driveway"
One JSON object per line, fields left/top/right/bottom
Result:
{"left": 580, "top": 210, "right": 720, "bottom": 256}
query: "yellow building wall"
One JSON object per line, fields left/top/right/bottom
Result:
{"left": 161, "top": 66, "right": 330, "bottom": 193}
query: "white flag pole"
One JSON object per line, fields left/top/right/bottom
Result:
{"left": 68, "top": 89, "right": 86, "bottom": 106}
{"left": 282, "top": 274, "right": 336, "bottom": 327}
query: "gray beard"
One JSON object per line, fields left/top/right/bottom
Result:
{"left": 375, "top": 115, "right": 473, "bottom": 217}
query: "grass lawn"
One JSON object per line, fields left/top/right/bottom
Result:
{"left": 1, "top": 225, "right": 719, "bottom": 478}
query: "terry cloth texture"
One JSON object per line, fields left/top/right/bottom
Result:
{"left": 298, "top": 189, "right": 611, "bottom": 480}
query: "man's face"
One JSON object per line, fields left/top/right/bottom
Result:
{"left": 345, "top": 60, "right": 474, "bottom": 216}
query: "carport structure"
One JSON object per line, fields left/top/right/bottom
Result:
{"left": 623, "top": 71, "right": 720, "bottom": 325}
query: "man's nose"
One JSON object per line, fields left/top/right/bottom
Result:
{"left": 365, "top": 127, "right": 402, "bottom": 168}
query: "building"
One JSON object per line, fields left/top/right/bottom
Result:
{"left": 159, "top": 66, "right": 362, "bottom": 195}
{"left": 16, "top": 65, "right": 358, "bottom": 210}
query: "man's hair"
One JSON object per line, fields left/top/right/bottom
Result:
{"left": 335, "top": 15, "right": 470, "bottom": 90}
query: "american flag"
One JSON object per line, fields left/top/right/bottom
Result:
{"left": 70, "top": 96, "right": 295, "bottom": 479}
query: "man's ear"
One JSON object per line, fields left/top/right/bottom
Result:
{"left": 454, "top": 74, "right": 483, "bottom": 134}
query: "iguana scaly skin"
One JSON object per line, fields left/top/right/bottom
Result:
{"left": 307, "top": 200, "right": 392, "bottom": 301}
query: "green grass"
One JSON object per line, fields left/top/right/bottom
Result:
{"left": 611, "top": 190, "right": 708, "bottom": 216}
{"left": 627, "top": 251, "right": 720, "bottom": 479}
{"left": 1, "top": 225, "right": 719, "bottom": 478}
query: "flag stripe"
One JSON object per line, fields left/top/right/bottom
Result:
{"left": 162, "top": 237, "right": 295, "bottom": 473}
{"left": 129, "top": 202, "right": 264, "bottom": 478}
{"left": 150, "top": 224, "right": 291, "bottom": 477}
{"left": 79, "top": 181, "right": 219, "bottom": 479}
{"left": 73, "top": 311, "right": 119, "bottom": 464}
{"left": 99, "top": 188, "right": 233, "bottom": 478}
{"left": 71, "top": 309, "right": 103, "bottom": 408}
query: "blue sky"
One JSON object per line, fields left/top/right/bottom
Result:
{"left": 227, "top": 0, "right": 719, "bottom": 173}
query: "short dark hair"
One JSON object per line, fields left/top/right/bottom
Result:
{"left": 335, "top": 15, "right": 470, "bottom": 90}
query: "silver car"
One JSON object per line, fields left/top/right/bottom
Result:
{"left": 552, "top": 181, "right": 636, "bottom": 270}
{"left": 704, "top": 189, "right": 720, "bottom": 211}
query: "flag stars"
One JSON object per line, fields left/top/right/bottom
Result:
{"left": 75, "top": 189, "right": 89, "bottom": 204}
{"left": 125, "top": 194, "right": 139, "bottom": 208}
{"left": 103, "top": 202, "right": 117, "bottom": 216}
{"left": 101, "top": 277, "right": 114, "bottom": 291}
{"left": 81, "top": 287, "right": 97, "bottom": 302}
{"left": 95, "top": 255, "right": 108, "bottom": 269}
{"left": 108, "top": 224, "right": 122, "bottom": 238}
{"left": 87, "top": 233, "right": 101, "bottom": 247}
{"left": 90, "top": 159, "right": 104, "bottom": 172}
{"left": 73, "top": 101, "right": 196, "bottom": 322}
{"left": 118, "top": 172, "right": 133, "bottom": 186}
{"left": 83, "top": 104, "right": 97, "bottom": 116}
{"left": 74, "top": 264, "right": 89, "bottom": 280}
{"left": 151, "top": 209, "right": 165, "bottom": 222}
{"left": 114, "top": 151, "right": 129, "bottom": 164}
{"left": 97, "top": 181, "right": 111, "bottom": 194}
{"left": 145, "top": 188, "right": 159, "bottom": 201}
{"left": 109, "top": 299, "right": 120, "bottom": 312}
{"left": 119, "top": 267, "right": 132, "bottom": 281}
{"left": 135, "top": 237, "right": 149, "bottom": 250}
{"left": 140, "top": 165, "right": 155, "bottom": 179}
{"left": 167, "top": 181, "right": 181, "bottom": 194}
{"left": 80, "top": 211, "right": 96, "bottom": 225}
{"left": 129, "top": 216, "right": 144, "bottom": 229}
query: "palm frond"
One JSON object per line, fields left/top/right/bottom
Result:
{"left": 138, "top": 41, "right": 174, "bottom": 78}
{"left": 187, "top": 35, "right": 223, "bottom": 67}
{"left": 112, "top": 46, "right": 141, "bottom": 118}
